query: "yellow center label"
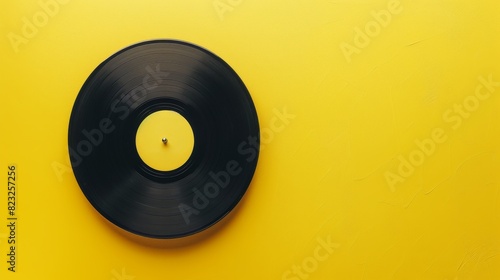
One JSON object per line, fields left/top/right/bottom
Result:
{"left": 135, "top": 110, "right": 194, "bottom": 171}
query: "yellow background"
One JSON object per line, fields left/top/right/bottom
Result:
{"left": 1, "top": 0, "right": 500, "bottom": 279}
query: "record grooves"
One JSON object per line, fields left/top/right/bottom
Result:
{"left": 68, "top": 40, "right": 259, "bottom": 238}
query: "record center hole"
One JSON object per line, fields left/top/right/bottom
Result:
{"left": 135, "top": 110, "right": 194, "bottom": 171}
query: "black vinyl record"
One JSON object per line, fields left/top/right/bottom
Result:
{"left": 68, "top": 40, "right": 259, "bottom": 238}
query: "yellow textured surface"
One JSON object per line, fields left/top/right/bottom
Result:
{"left": 1, "top": 0, "right": 500, "bottom": 279}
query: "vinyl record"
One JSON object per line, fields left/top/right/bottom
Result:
{"left": 68, "top": 40, "right": 259, "bottom": 238}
